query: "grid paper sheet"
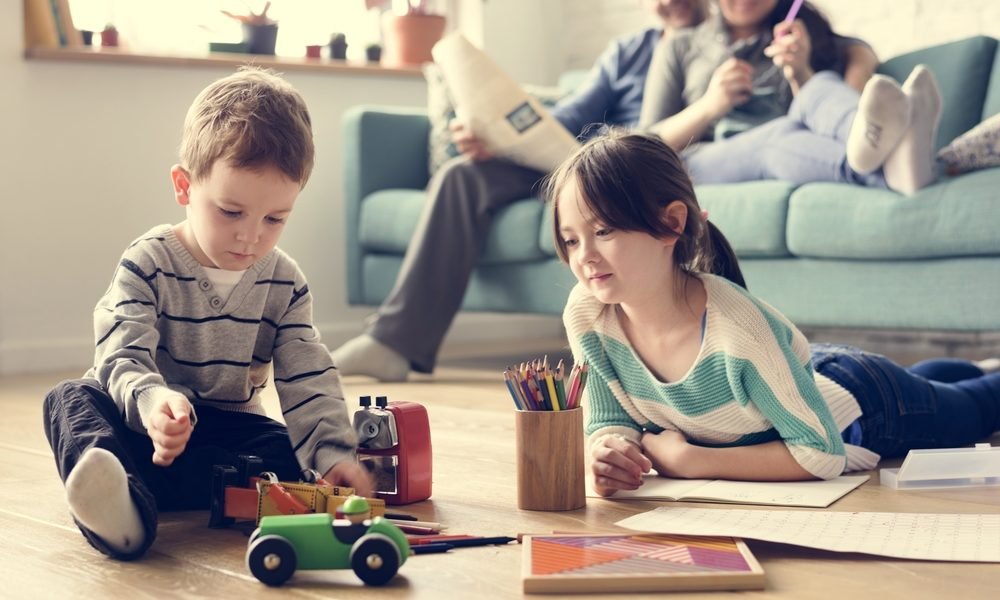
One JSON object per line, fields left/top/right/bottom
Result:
{"left": 617, "top": 507, "right": 1000, "bottom": 562}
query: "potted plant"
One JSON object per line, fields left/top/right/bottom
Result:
{"left": 223, "top": 2, "right": 278, "bottom": 55}
{"left": 100, "top": 23, "right": 119, "bottom": 47}
{"left": 330, "top": 33, "right": 348, "bottom": 60}
{"left": 365, "top": 42, "right": 382, "bottom": 62}
{"left": 375, "top": 1, "right": 446, "bottom": 67}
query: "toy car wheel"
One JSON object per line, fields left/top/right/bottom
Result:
{"left": 247, "top": 535, "right": 297, "bottom": 586}
{"left": 350, "top": 534, "right": 400, "bottom": 586}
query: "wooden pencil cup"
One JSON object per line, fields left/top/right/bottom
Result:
{"left": 515, "top": 408, "right": 585, "bottom": 511}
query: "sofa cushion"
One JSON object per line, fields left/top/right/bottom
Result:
{"left": 359, "top": 190, "right": 548, "bottom": 264}
{"left": 786, "top": 167, "right": 1000, "bottom": 259}
{"left": 538, "top": 180, "right": 794, "bottom": 259}
{"left": 878, "top": 36, "right": 997, "bottom": 151}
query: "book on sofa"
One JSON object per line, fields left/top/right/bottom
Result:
{"left": 588, "top": 474, "right": 869, "bottom": 508}
{"left": 431, "top": 32, "right": 580, "bottom": 172}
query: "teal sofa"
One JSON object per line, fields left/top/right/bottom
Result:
{"left": 342, "top": 36, "right": 1000, "bottom": 335}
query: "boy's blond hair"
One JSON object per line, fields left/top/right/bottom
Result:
{"left": 179, "top": 66, "right": 314, "bottom": 186}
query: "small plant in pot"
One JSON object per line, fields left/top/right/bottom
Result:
{"left": 374, "top": 0, "right": 446, "bottom": 67}
{"left": 100, "top": 23, "right": 119, "bottom": 47}
{"left": 365, "top": 42, "right": 382, "bottom": 62}
{"left": 330, "top": 33, "right": 348, "bottom": 60}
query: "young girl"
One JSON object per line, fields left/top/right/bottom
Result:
{"left": 546, "top": 130, "right": 1000, "bottom": 497}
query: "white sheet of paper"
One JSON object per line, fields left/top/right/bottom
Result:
{"left": 617, "top": 507, "right": 1000, "bottom": 562}
{"left": 431, "top": 33, "right": 579, "bottom": 172}
{"left": 592, "top": 475, "right": 869, "bottom": 508}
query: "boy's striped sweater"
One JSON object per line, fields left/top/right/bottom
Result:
{"left": 85, "top": 224, "right": 357, "bottom": 474}
{"left": 563, "top": 274, "right": 878, "bottom": 480}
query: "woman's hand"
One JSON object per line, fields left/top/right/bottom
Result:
{"left": 449, "top": 119, "right": 494, "bottom": 161}
{"left": 590, "top": 434, "right": 652, "bottom": 497}
{"left": 697, "top": 58, "right": 753, "bottom": 120}
{"left": 766, "top": 20, "right": 814, "bottom": 91}
{"left": 640, "top": 429, "right": 694, "bottom": 478}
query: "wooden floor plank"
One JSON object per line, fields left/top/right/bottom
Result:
{"left": 2, "top": 366, "right": 1000, "bottom": 599}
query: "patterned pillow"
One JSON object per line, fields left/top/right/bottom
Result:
{"left": 937, "top": 112, "right": 1000, "bottom": 175}
{"left": 423, "top": 63, "right": 567, "bottom": 176}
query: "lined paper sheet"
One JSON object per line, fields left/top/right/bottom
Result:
{"left": 595, "top": 475, "right": 868, "bottom": 508}
{"left": 617, "top": 507, "right": 1000, "bottom": 562}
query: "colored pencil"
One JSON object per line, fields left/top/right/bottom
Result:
{"left": 411, "top": 542, "right": 454, "bottom": 555}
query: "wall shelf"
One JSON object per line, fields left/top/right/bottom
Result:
{"left": 24, "top": 46, "right": 424, "bottom": 79}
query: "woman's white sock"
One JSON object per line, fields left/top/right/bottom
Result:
{"left": 846, "top": 75, "right": 911, "bottom": 174}
{"left": 66, "top": 447, "right": 145, "bottom": 554}
{"left": 883, "top": 65, "right": 943, "bottom": 195}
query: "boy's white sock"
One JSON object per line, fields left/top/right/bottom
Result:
{"left": 846, "top": 75, "right": 911, "bottom": 174}
{"left": 66, "top": 447, "right": 145, "bottom": 554}
{"left": 883, "top": 65, "right": 943, "bottom": 195}
{"left": 331, "top": 334, "right": 410, "bottom": 382}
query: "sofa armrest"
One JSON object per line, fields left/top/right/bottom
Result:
{"left": 342, "top": 106, "right": 430, "bottom": 305}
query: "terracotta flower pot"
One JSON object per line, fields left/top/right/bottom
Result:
{"left": 381, "top": 13, "right": 446, "bottom": 67}
{"left": 100, "top": 28, "right": 119, "bottom": 47}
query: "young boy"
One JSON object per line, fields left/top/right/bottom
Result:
{"left": 42, "top": 67, "right": 372, "bottom": 560}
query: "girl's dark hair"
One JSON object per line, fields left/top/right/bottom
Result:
{"left": 544, "top": 130, "right": 746, "bottom": 289}
{"left": 765, "top": 1, "right": 842, "bottom": 74}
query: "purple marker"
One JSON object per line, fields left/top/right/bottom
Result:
{"left": 785, "top": 0, "right": 805, "bottom": 23}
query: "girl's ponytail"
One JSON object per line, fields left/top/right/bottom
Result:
{"left": 700, "top": 221, "right": 747, "bottom": 289}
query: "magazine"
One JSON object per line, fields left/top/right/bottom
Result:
{"left": 431, "top": 32, "right": 580, "bottom": 172}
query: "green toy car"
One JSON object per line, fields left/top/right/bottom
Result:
{"left": 246, "top": 507, "right": 410, "bottom": 587}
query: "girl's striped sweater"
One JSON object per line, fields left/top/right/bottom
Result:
{"left": 85, "top": 225, "right": 357, "bottom": 474}
{"left": 563, "top": 274, "right": 878, "bottom": 479}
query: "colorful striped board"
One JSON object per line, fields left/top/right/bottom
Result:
{"left": 522, "top": 533, "right": 765, "bottom": 593}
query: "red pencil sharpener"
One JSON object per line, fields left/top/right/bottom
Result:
{"left": 353, "top": 395, "right": 432, "bottom": 505}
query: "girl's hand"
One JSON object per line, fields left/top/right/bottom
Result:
{"left": 590, "top": 434, "right": 652, "bottom": 497}
{"left": 323, "top": 461, "right": 375, "bottom": 498}
{"left": 449, "top": 119, "right": 494, "bottom": 161}
{"left": 641, "top": 429, "right": 694, "bottom": 478}
{"left": 149, "top": 393, "right": 194, "bottom": 467}
{"left": 766, "top": 20, "right": 814, "bottom": 89}
{"left": 698, "top": 58, "right": 753, "bottom": 119}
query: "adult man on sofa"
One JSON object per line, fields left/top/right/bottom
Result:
{"left": 333, "top": 0, "right": 707, "bottom": 380}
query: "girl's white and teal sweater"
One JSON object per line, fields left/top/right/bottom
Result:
{"left": 85, "top": 224, "right": 358, "bottom": 475}
{"left": 563, "top": 274, "right": 878, "bottom": 479}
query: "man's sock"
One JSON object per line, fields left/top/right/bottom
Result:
{"left": 331, "top": 334, "right": 410, "bottom": 382}
{"left": 883, "top": 65, "right": 943, "bottom": 195}
{"left": 846, "top": 75, "right": 910, "bottom": 174}
{"left": 66, "top": 447, "right": 145, "bottom": 554}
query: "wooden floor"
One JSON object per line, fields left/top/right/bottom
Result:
{"left": 3, "top": 361, "right": 1000, "bottom": 600}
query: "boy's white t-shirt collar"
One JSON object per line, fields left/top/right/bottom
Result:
{"left": 203, "top": 266, "right": 247, "bottom": 301}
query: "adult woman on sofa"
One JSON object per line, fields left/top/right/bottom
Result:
{"left": 333, "top": 0, "right": 709, "bottom": 381}
{"left": 640, "top": 0, "right": 940, "bottom": 195}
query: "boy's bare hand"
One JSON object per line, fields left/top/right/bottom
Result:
{"left": 589, "top": 434, "right": 652, "bottom": 497}
{"left": 149, "top": 393, "right": 194, "bottom": 467}
{"left": 323, "top": 461, "right": 375, "bottom": 498}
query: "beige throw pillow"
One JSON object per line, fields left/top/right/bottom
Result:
{"left": 937, "top": 112, "right": 1000, "bottom": 175}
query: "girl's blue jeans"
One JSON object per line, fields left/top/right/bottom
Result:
{"left": 811, "top": 344, "right": 1000, "bottom": 458}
